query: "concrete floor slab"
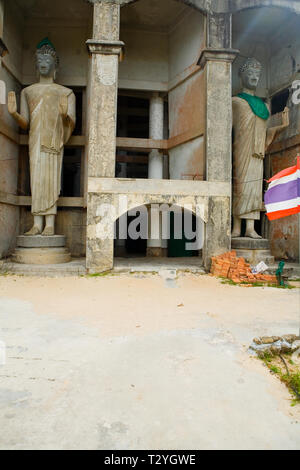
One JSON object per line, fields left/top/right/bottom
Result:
{"left": 0, "top": 273, "right": 299, "bottom": 450}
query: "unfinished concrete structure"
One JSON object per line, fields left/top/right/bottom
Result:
{"left": 0, "top": 0, "right": 299, "bottom": 272}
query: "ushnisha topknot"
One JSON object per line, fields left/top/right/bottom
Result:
{"left": 239, "top": 57, "right": 262, "bottom": 76}
{"left": 36, "top": 38, "right": 59, "bottom": 68}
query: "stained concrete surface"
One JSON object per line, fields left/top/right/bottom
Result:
{"left": 0, "top": 273, "right": 299, "bottom": 450}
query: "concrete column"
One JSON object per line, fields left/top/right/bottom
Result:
{"left": 86, "top": 0, "right": 124, "bottom": 272}
{"left": 198, "top": 14, "right": 239, "bottom": 270}
{"left": 148, "top": 93, "right": 164, "bottom": 179}
{"left": 147, "top": 92, "right": 164, "bottom": 257}
{"left": 86, "top": 2, "right": 123, "bottom": 178}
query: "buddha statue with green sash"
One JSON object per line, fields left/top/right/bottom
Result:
{"left": 232, "top": 57, "right": 289, "bottom": 239}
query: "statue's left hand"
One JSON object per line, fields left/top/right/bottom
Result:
{"left": 282, "top": 106, "right": 289, "bottom": 127}
{"left": 59, "top": 95, "right": 68, "bottom": 118}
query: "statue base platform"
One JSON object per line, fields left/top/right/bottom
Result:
{"left": 13, "top": 235, "right": 71, "bottom": 265}
{"left": 231, "top": 237, "right": 274, "bottom": 266}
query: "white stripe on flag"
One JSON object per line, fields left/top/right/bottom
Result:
{"left": 268, "top": 169, "right": 300, "bottom": 190}
{"left": 265, "top": 197, "right": 300, "bottom": 213}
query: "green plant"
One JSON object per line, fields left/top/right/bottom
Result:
{"left": 87, "top": 271, "right": 112, "bottom": 278}
{"left": 258, "top": 352, "right": 300, "bottom": 404}
{"left": 270, "top": 365, "right": 280, "bottom": 374}
{"left": 261, "top": 351, "right": 273, "bottom": 362}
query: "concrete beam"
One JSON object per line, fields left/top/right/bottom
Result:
{"left": 88, "top": 177, "right": 231, "bottom": 198}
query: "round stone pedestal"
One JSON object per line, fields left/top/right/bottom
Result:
{"left": 13, "top": 236, "right": 71, "bottom": 265}
{"left": 17, "top": 235, "right": 66, "bottom": 248}
{"left": 231, "top": 237, "right": 274, "bottom": 265}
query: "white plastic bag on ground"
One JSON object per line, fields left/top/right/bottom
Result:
{"left": 252, "top": 261, "right": 268, "bottom": 274}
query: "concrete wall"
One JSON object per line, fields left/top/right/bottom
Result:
{"left": 232, "top": 9, "right": 270, "bottom": 97}
{"left": 267, "top": 10, "right": 300, "bottom": 262}
{"left": 269, "top": 12, "right": 300, "bottom": 142}
{"left": 168, "top": 9, "right": 205, "bottom": 180}
{"left": 0, "top": 2, "right": 23, "bottom": 259}
{"left": 22, "top": 18, "right": 91, "bottom": 87}
{"left": 169, "top": 71, "right": 205, "bottom": 179}
{"left": 2, "top": 0, "right": 24, "bottom": 82}
{"left": 119, "top": 29, "right": 168, "bottom": 91}
{"left": 168, "top": 9, "right": 204, "bottom": 83}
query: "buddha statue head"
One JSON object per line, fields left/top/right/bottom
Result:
{"left": 239, "top": 57, "right": 262, "bottom": 91}
{"left": 36, "top": 38, "right": 59, "bottom": 80}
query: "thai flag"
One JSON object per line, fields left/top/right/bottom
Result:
{"left": 265, "top": 156, "right": 300, "bottom": 221}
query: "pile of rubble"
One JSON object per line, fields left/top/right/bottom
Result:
{"left": 250, "top": 335, "right": 300, "bottom": 357}
{"left": 210, "top": 251, "right": 276, "bottom": 284}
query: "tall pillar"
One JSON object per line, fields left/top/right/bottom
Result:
{"left": 86, "top": 1, "right": 123, "bottom": 178}
{"left": 148, "top": 93, "right": 164, "bottom": 179}
{"left": 198, "top": 13, "right": 239, "bottom": 270}
{"left": 86, "top": 0, "right": 124, "bottom": 272}
{"left": 147, "top": 92, "right": 164, "bottom": 257}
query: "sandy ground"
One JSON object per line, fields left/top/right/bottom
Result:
{"left": 0, "top": 272, "right": 299, "bottom": 450}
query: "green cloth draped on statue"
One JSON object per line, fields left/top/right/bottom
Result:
{"left": 237, "top": 93, "right": 270, "bottom": 121}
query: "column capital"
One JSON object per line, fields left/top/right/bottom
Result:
{"left": 197, "top": 48, "right": 239, "bottom": 68}
{"left": 86, "top": 39, "right": 124, "bottom": 56}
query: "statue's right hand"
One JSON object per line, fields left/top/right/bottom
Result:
{"left": 8, "top": 92, "right": 17, "bottom": 115}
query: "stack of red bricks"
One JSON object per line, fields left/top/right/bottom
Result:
{"left": 210, "top": 251, "right": 277, "bottom": 284}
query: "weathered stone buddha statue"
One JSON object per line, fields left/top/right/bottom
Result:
{"left": 232, "top": 57, "right": 289, "bottom": 239}
{"left": 8, "top": 38, "right": 76, "bottom": 236}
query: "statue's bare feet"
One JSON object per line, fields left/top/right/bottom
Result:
{"left": 42, "top": 226, "right": 55, "bottom": 236}
{"left": 25, "top": 225, "right": 42, "bottom": 236}
{"left": 245, "top": 230, "right": 262, "bottom": 239}
{"left": 231, "top": 230, "right": 241, "bottom": 238}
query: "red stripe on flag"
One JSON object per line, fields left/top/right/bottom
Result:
{"left": 266, "top": 206, "right": 300, "bottom": 221}
{"left": 268, "top": 157, "right": 300, "bottom": 182}
{"left": 268, "top": 164, "right": 297, "bottom": 182}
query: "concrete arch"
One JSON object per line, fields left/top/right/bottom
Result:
{"left": 114, "top": 202, "right": 205, "bottom": 257}
{"left": 113, "top": 196, "right": 208, "bottom": 224}
{"left": 119, "top": 0, "right": 210, "bottom": 15}
{"left": 119, "top": 0, "right": 300, "bottom": 14}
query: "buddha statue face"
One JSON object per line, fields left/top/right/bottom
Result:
{"left": 35, "top": 41, "right": 58, "bottom": 79}
{"left": 239, "top": 58, "right": 262, "bottom": 91}
{"left": 36, "top": 53, "right": 56, "bottom": 77}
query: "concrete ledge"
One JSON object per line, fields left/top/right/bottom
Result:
{"left": 232, "top": 238, "right": 270, "bottom": 250}
{"left": 1, "top": 259, "right": 87, "bottom": 277}
{"left": 88, "top": 178, "right": 231, "bottom": 197}
{"left": 0, "top": 193, "right": 85, "bottom": 208}
{"left": 234, "top": 249, "right": 274, "bottom": 266}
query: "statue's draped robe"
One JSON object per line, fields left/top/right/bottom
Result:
{"left": 232, "top": 97, "right": 273, "bottom": 220}
{"left": 21, "top": 84, "right": 76, "bottom": 215}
